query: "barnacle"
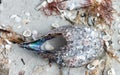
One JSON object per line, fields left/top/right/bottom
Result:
{"left": 41, "top": 0, "right": 66, "bottom": 16}
{"left": 81, "top": 0, "right": 114, "bottom": 25}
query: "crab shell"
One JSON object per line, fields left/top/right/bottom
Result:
{"left": 20, "top": 25, "right": 104, "bottom": 67}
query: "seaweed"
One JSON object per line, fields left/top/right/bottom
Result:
{"left": 81, "top": 0, "right": 114, "bottom": 25}
{"left": 42, "top": 0, "right": 66, "bottom": 16}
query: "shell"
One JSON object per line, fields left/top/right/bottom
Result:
{"left": 20, "top": 25, "right": 104, "bottom": 67}
{"left": 22, "top": 29, "right": 31, "bottom": 37}
{"left": 87, "top": 60, "right": 100, "bottom": 70}
{"left": 51, "top": 23, "right": 60, "bottom": 28}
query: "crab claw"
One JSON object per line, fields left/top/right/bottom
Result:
{"left": 19, "top": 35, "right": 55, "bottom": 52}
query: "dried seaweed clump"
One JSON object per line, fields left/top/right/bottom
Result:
{"left": 0, "top": 26, "right": 25, "bottom": 44}
{"left": 42, "top": 0, "right": 66, "bottom": 16}
{"left": 81, "top": 0, "right": 114, "bottom": 25}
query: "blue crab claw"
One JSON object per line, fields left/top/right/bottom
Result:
{"left": 19, "top": 35, "right": 55, "bottom": 52}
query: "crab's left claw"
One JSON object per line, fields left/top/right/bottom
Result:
{"left": 19, "top": 35, "right": 55, "bottom": 52}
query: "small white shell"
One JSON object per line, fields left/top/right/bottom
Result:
{"left": 23, "top": 29, "right": 31, "bottom": 37}
{"left": 10, "top": 15, "right": 22, "bottom": 23}
{"left": 87, "top": 60, "right": 99, "bottom": 70}
{"left": 35, "top": 1, "right": 47, "bottom": 10}
{"left": 107, "top": 68, "right": 116, "bottom": 75}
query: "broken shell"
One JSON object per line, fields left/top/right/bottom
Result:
{"left": 87, "top": 60, "right": 99, "bottom": 70}
{"left": 23, "top": 29, "right": 31, "bottom": 37}
{"left": 17, "top": 25, "right": 22, "bottom": 29}
{"left": 25, "top": 12, "right": 30, "bottom": 17}
{"left": 51, "top": 23, "right": 60, "bottom": 28}
{"left": 5, "top": 44, "right": 11, "bottom": 50}
{"left": 33, "top": 65, "right": 44, "bottom": 73}
{"left": 22, "top": 19, "right": 30, "bottom": 24}
{"left": 107, "top": 68, "right": 116, "bottom": 75}
{"left": 103, "top": 35, "right": 111, "bottom": 41}
{"left": 35, "top": 1, "right": 47, "bottom": 10}
{"left": 32, "top": 30, "right": 38, "bottom": 40}
{"left": 4, "top": 39, "right": 12, "bottom": 44}
{"left": 44, "top": 42, "right": 54, "bottom": 50}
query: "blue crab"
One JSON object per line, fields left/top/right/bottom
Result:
{"left": 19, "top": 25, "right": 106, "bottom": 67}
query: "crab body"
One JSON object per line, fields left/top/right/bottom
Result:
{"left": 20, "top": 25, "right": 104, "bottom": 67}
